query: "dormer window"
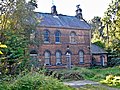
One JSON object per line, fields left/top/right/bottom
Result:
{"left": 44, "top": 30, "right": 50, "bottom": 43}
{"left": 55, "top": 31, "right": 61, "bottom": 43}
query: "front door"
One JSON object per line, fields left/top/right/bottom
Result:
{"left": 66, "top": 52, "right": 71, "bottom": 69}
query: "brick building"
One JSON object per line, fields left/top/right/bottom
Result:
{"left": 91, "top": 44, "right": 108, "bottom": 66}
{"left": 30, "top": 5, "right": 92, "bottom": 69}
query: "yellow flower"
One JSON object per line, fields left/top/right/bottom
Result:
{"left": 0, "top": 44, "right": 7, "bottom": 48}
{"left": 0, "top": 51, "right": 3, "bottom": 54}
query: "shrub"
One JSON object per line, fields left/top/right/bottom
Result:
{"left": 51, "top": 67, "right": 95, "bottom": 81}
{"left": 0, "top": 82, "right": 9, "bottom": 90}
{"left": 9, "top": 72, "right": 75, "bottom": 90}
{"left": 100, "top": 75, "right": 120, "bottom": 87}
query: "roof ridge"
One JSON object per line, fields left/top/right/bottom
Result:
{"left": 35, "top": 12, "right": 77, "bottom": 17}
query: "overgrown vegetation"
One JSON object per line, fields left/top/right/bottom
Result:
{"left": 46, "top": 66, "right": 120, "bottom": 88}
{"left": 0, "top": 0, "right": 39, "bottom": 75}
{"left": 1, "top": 67, "right": 120, "bottom": 90}
{"left": 100, "top": 75, "right": 120, "bottom": 88}
{"left": 0, "top": 72, "right": 75, "bottom": 90}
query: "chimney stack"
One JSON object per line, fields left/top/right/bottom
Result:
{"left": 75, "top": 4, "right": 83, "bottom": 19}
{"left": 51, "top": 5, "right": 57, "bottom": 15}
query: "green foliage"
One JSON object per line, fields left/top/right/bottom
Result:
{"left": 49, "top": 67, "right": 95, "bottom": 81}
{"left": 108, "top": 58, "right": 120, "bottom": 67}
{"left": 93, "top": 41, "right": 105, "bottom": 48}
{"left": 0, "top": 0, "right": 39, "bottom": 75}
{"left": 89, "top": 16, "right": 102, "bottom": 38}
{"left": 100, "top": 75, "right": 120, "bottom": 87}
{"left": 91, "top": 0, "right": 120, "bottom": 66}
{"left": 49, "top": 66, "right": 120, "bottom": 83}
{"left": 0, "top": 73, "right": 75, "bottom": 90}
{"left": 0, "top": 82, "right": 9, "bottom": 90}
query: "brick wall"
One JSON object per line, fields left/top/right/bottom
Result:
{"left": 31, "top": 26, "right": 91, "bottom": 69}
{"left": 92, "top": 54, "right": 107, "bottom": 66}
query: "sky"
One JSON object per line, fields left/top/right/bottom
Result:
{"left": 35, "top": 0, "right": 112, "bottom": 20}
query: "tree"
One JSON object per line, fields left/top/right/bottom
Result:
{"left": 89, "top": 16, "right": 105, "bottom": 47}
{"left": 90, "top": 0, "right": 120, "bottom": 66}
{"left": 0, "top": 0, "right": 39, "bottom": 75}
{"left": 102, "top": 0, "right": 120, "bottom": 52}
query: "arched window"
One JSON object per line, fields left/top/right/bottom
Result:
{"left": 79, "top": 51, "right": 84, "bottom": 63}
{"left": 55, "top": 31, "right": 61, "bottom": 43}
{"left": 70, "top": 32, "right": 76, "bottom": 43}
{"left": 56, "top": 51, "right": 62, "bottom": 65}
{"left": 44, "top": 30, "right": 50, "bottom": 43}
{"left": 44, "top": 51, "right": 51, "bottom": 65}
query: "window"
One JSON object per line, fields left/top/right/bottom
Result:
{"left": 30, "top": 50, "right": 39, "bottom": 67}
{"left": 44, "top": 30, "right": 50, "bottom": 43}
{"left": 70, "top": 32, "right": 76, "bottom": 43}
{"left": 56, "top": 51, "right": 62, "bottom": 65}
{"left": 100, "top": 55, "right": 105, "bottom": 66}
{"left": 79, "top": 51, "right": 84, "bottom": 63}
{"left": 55, "top": 31, "right": 61, "bottom": 43}
{"left": 30, "top": 30, "right": 35, "bottom": 41}
{"left": 44, "top": 51, "right": 50, "bottom": 65}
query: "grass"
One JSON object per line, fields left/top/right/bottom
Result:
{"left": 50, "top": 66, "right": 120, "bottom": 89}
{"left": 88, "top": 66, "right": 120, "bottom": 81}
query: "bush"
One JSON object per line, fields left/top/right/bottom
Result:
{"left": 108, "top": 58, "right": 120, "bottom": 67}
{"left": 100, "top": 75, "right": 120, "bottom": 87}
{"left": 0, "top": 82, "right": 9, "bottom": 90}
{"left": 51, "top": 67, "right": 95, "bottom": 81}
{"left": 9, "top": 72, "right": 75, "bottom": 90}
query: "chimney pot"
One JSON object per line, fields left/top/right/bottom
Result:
{"left": 75, "top": 4, "right": 83, "bottom": 19}
{"left": 51, "top": 5, "right": 57, "bottom": 15}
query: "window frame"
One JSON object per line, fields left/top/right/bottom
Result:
{"left": 79, "top": 50, "right": 84, "bottom": 64}
{"left": 43, "top": 30, "right": 50, "bottom": 43}
{"left": 56, "top": 51, "right": 62, "bottom": 65}
{"left": 55, "top": 31, "right": 61, "bottom": 43}
{"left": 70, "top": 31, "right": 76, "bottom": 43}
{"left": 44, "top": 51, "right": 51, "bottom": 65}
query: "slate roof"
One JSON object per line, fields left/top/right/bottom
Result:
{"left": 91, "top": 44, "right": 108, "bottom": 54}
{"left": 35, "top": 12, "right": 91, "bottom": 29}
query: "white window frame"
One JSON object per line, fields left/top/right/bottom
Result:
{"left": 79, "top": 51, "right": 84, "bottom": 63}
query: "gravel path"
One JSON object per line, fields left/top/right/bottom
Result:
{"left": 64, "top": 80, "right": 120, "bottom": 90}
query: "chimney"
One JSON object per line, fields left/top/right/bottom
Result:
{"left": 75, "top": 4, "right": 83, "bottom": 19}
{"left": 51, "top": 5, "right": 57, "bottom": 15}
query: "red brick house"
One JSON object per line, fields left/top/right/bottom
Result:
{"left": 30, "top": 5, "right": 92, "bottom": 69}
{"left": 91, "top": 44, "right": 108, "bottom": 66}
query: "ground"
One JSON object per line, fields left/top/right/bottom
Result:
{"left": 64, "top": 80, "right": 120, "bottom": 90}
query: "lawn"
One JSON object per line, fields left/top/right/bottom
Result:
{"left": 49, "top": 66, "right": 120, "bottom": 88}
